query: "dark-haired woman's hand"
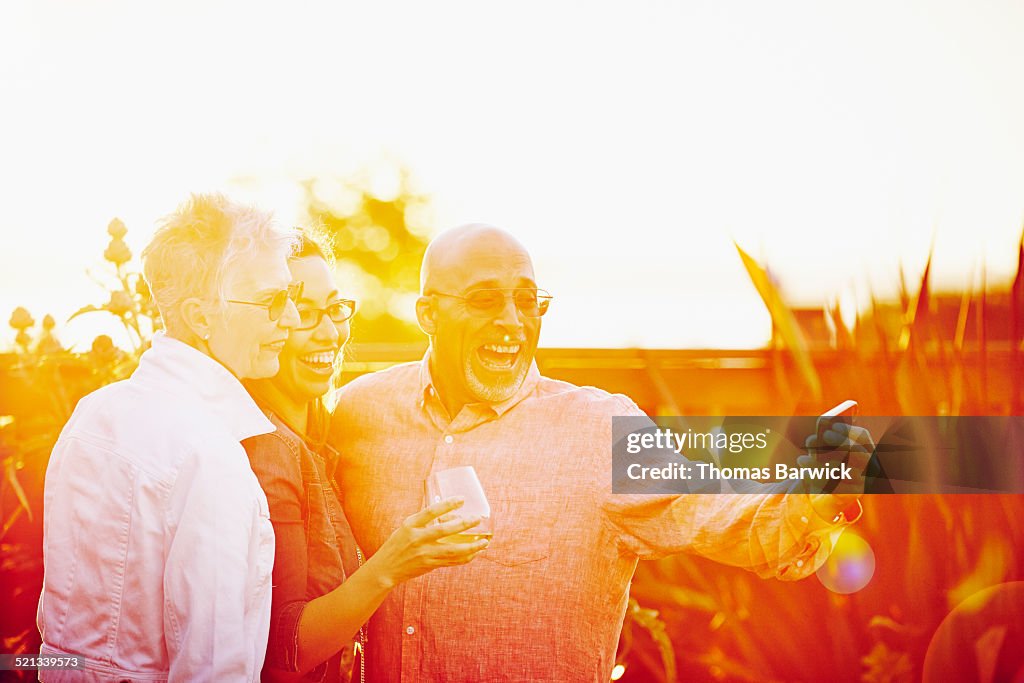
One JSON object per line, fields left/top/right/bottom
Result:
{"left": 366, "top": 497, "right": 489, "bottom": 589}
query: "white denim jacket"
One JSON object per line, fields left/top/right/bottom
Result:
{"left": 37, "top": 333, "right": 276, "bottom": 682}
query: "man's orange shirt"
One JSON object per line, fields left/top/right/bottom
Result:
{"left": 331, "top": 355, "right": 841, "bottom": 682}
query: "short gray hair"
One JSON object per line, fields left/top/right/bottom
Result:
{"left": 142, "top": 193, "right": 297, "bottom": 333}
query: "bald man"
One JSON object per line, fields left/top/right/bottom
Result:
{"left": 331, "top": 225, "right": 869, "bottom": 682}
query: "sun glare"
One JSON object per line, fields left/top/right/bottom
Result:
{"left": 2, "top": 1, "right": 1022, "bottom": 349}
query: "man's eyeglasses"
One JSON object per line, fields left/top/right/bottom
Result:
{"left": 227, "top": 282, "right": 303, "bottom": 322}
{"left": 430, "top": 288, "right": 553, "bottom": 318}
{"left": 295, "top": 299, "right": 357, "bottom": 331}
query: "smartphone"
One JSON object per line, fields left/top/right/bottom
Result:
{"left": 816, "top": 400, "right": 857, "bottom": 494}
{"left": 817, "top": 399, "right": 857, "bottom": 436}
{"left": 820, "top": 399, "right": 858, "bottom": 422}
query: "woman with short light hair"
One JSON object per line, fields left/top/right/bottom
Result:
{"left": 38, "top": 193, "right": 301, "bottom": 682}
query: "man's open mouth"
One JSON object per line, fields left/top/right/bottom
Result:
{"left": 476, "top": 343, "right": 521, "bottom": 371}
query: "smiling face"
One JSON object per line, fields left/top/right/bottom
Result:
{"left": 418, "top": 226, "right": 542, "bottom": 414}
{"left": 205, "top": 248, "right": 298, "bottom": 379}
{"left": 270, "top": 255, "right": 349, "bottom": 408}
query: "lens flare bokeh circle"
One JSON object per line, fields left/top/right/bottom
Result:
{"left": 923, "top": 581, "right": 1024, "bottom": 683}
{"left": 816, "top": 530, "right": 875, "bottom": 594}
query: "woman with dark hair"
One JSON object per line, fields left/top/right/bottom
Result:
{"left": 243, "top": 233, "right": 487, "bottom": 682}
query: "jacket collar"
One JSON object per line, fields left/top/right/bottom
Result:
{"left": 133, "top": 333, "right": 276, "bottom": 441}
{"left": 262, "top": 409, "right": 341, "bottom": 478}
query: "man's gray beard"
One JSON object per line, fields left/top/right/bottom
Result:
{"left": 465, "top": 355, "right": 529, "bottom": 404}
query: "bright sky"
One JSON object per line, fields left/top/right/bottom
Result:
{"left": 2, "top": 0, "right": 1022, "bottom": 349}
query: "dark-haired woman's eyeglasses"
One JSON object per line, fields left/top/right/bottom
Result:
{"left": 295, "top": 299, "right": 357, "bottom": 331}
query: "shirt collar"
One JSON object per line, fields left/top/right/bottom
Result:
{"left": 134, "top": 332, "right": 276, "bottom": 441}
{"left": 418, "top": 349, "right": 540, "bottom": 420}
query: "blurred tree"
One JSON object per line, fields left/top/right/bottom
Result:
{"left": 301, "top": 168, "right": 434, "bottom": 344}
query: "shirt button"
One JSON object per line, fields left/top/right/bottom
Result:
{"left": 800, "top": 516, "right": 809, "bottom": 524}
{"left": 796, "top": 560, "right": 805, "bottom": 568}
{"left": 444, "top": 435, "right": 453, "bottom": 444}
{"left": 406, "top": 625, "right": 416, "bottom": 635}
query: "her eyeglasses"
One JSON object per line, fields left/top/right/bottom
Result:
{"left": 226, "top": 282, "right": 303, "bottom": 321}
{"left": 294, "top": 299, "right": 358, "bottom": 331}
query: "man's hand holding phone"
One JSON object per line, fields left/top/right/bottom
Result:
{"left": 801, "top": 400, "right": 875, "bottom": 523}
